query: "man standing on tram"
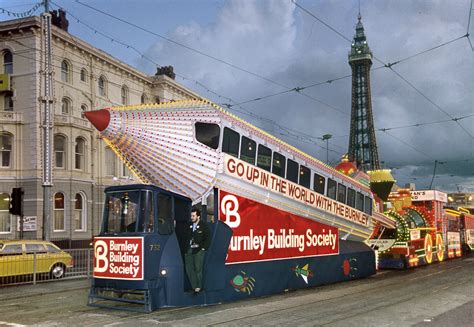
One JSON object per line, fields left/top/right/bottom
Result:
{"left": 185, "top": 208, "right": 211, "bottom": 294}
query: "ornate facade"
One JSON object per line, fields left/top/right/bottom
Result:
{"left": 0, "top": 15, "right": 200, "bottom": 245}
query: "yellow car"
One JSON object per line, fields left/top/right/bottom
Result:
{"left": 0, "top": 240, "right": 73, "bottom": 279}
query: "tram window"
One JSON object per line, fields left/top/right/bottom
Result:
{"left": 313, "top": 173, "right": 325, "bottom": 194}
{"left": 157, "top": 194, "right": 172, "bottom": 235}
{"left": 272, "top": 152, "right": 286, "bottom": 177}
{"left": 104, "top": 190, "right": 140, "bottom": 233}
{"left": 337, "top": 183, "right": 347, "bottom": 203}
{"left": 195, "top": 122, "right": 220, "bottom": 149}
{"left": 356, "top": 192, "right": 364, "bottom": 211}
{"left": 327, "top": 179, "right": 337, "bottom": 200}
{"left": 257, "top": 144, "right": 272, "bottom": 172}
{"left": 347, "top": 188, "right": 356, "bottom": 208}
{"left": 139, "top": 191, "right": 154, "bottom": 233}
{"left": 240, "top": 136, "right": 256, "bottom": 164}
{"left": 364, "top": 196, "right": 372, "bottom": 215}
{"left": 222, "top": 127, "right": 240, "bottom": 157}
{"left": 286, "top": 159, "right": 299, "bottom": 183}
{"left": 299, "top": 165, "right": 310, "bottom": 188}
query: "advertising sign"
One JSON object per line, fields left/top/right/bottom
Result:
{"left": 466, "top": 230, "right": 474, "bottom": 249}
{"left": 219, "top": 190, "right": 339, "bottom": 264}
{"left": 224, "top": 155, "right": 369, "bottom": 227}
{"left": 365, "top": 239, "right": 396, "bottom": 252}
{"left": 17, "top": 216, "right": 37, "bottom": 232}
{"left": 447, "top": 232, "right": 461, "bottom": 250}
{"left": 410, "top": 190, "right": 448, "bottom": 203}
{"left": 93, "top": 237, "right": 144, "bottom": 280}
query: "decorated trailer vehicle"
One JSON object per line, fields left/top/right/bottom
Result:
{"left": 84, "top": 100, "right": 395, "bottom": 311}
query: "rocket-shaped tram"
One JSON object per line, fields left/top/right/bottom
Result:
{"left": 84, "top": 99, "right": 396, "bottom": 311}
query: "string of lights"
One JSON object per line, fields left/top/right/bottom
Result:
{"left": 0, "top": 2, "right": 43, "bottom": 18}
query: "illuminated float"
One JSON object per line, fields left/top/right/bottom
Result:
{"left": 84, "top": 100, "right": 395, "bottom": 311}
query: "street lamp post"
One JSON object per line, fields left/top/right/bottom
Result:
{"left": 322, "top": 134, "right": 332, "bottom": 165}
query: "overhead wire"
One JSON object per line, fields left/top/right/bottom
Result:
{"left": 292, "top": 0, "right": 474, "bottom": 139}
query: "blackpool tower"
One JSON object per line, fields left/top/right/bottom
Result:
{"left": 347, "top": 14, "right": 380, "bottom": 172}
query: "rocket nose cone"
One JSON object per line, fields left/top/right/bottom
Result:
{"left": 83, "top": 109, "right": 110, "bottom": 132}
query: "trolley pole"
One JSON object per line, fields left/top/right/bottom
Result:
{"left": 41, "top": 0, "right": 53, "bottom": 241}
{"left": 322, "top": 134, "right": 332, "bottom": 165}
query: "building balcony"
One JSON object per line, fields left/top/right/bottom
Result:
{"left": 54, "top": 114, "right": 93, "bottom": 131}
{"left": 0, "top": 111, "right": 23, "bottom": 124}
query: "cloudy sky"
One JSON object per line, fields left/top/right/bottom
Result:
{"left": 2, "top": 0, "right": 473, "bottom": 191}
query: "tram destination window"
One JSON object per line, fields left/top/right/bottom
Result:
{"left": 222, "top": 127, "right": 240, "bottom": 157}
{"left": 272, "top": 152, "right": 286, "bottom": 177}
{"left": 139, "top": 191, "right": 154, "bottom": 232}
{"left": 257, "top": 144, "right": 272, "bottom": 172}
{"left": 327, "top": 179, "right": 337, "bottom": 200}
{"left": 313, "top": 173, "right": 325, "bottom": 194}
{"left": 286, "top": 159, "right": 299, "bottom": 184}
{"left": 337, "top": 183, "right": 347, "bottom": 204}
{"left": 158, "top": 194, "right": 172, "bottom": 235}
{"left": 104, "top": 190, "right": 140, "bottom": 233}
{"left": 195, "top": 122, "right": 220, "bottom": 149}
{"left": 299, "top": 165, "right": 310, "bottom": 188}
{"left": 356, "top": 192, "right": 364, "bottom": 212}
{"left": 347, "top": 188, "right": 356, "bottom": 208}
{"left": 240, "top": 136, "right": 256, "bottom": 164}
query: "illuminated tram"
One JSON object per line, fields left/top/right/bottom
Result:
{"left": 84, "top": 100, "right": 395, "bottom": 311}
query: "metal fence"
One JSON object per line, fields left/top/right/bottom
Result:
{"left": 0, "top": 248, "right": 93, "bottom": 286}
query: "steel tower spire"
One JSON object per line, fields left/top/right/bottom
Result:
{"left": 348, "top": 14, "right": 380, "bottom": 172}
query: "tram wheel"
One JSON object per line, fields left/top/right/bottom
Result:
{"left": 436, "top": 234, "right": 444, "bottom": 262}
{"left": 50, "top": 264, "right": 66, "bottom": 279}
{"left": 424, "top": 234, "right": 433, "bottom": 264}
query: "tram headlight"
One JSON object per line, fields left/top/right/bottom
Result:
{"left": 160, "top": 269, "right": 167, "bottom": 276}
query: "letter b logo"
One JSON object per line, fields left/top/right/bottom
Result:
{"left": 221, "top": 194, "right": 241, "bottom": 228}
{"left": 94, "top": 240, "right": 109, "bottom": 273}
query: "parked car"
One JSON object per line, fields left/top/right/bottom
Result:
{"left": 0, "top": 240, "right": 73, "bottom": 279}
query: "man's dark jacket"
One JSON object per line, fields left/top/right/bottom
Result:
{"left": 185, "top": 219, "right": 211, "bottom": 254}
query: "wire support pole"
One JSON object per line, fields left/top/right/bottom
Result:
{"left": 42, "top": 0, "right": 53, "bottom": 241}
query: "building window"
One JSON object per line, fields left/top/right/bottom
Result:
{"left": 81, "top": 104, "right": 88, "bottom": 111}
{"left": 98, "top": 76, "right": 106, "bottom": 97}
{"left": 0, "top": 133, "right": 12, "bottom": 168}
{"left": 75, "top": 137, "right": 85, "bottom": 170}
{"left": 61, "top": 97, "right": 71, "bottom": 114}
{"left": 141, "top": 94, "right": 147, "bottom": 104}
{"left": 0, "top": 192, "right": 11, "bottom": 233}
{"left": 3, "top": 50, "right": 12, "bottom": 74}
{"left": 61, "top": 60, "right": 70, "bottom": 83}
{"left": 105, "top": 147, "right": 116, "bottom": 176}
{"left": 4, "top": 94, "right": 13, "bottom": 111}
{"left": 240, "top": 136, "right": 256, "bottom": 165}
{"left": 80, "top": 68, "right": 87, "bottom": 82}
{"left": 121, "top": 85, "right": 128, "bottom": 105}
{"left": 54, "top": 134, "right": 66, "bottom": 169}
{"left": 53, "top": 192, "right": 65, "bottom": 231}
{"left": 74, "top": 193, "right": 86, "bottom": 231}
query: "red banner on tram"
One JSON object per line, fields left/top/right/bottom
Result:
{"left": 219, "top": 190, "right": 339, "bottom": 264}
{"left": 93, "top": 237, "right": 144, "bottom": 280}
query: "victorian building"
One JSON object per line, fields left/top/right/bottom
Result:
{"left": 0, "top": 13, "right": 200, "bottom": 246}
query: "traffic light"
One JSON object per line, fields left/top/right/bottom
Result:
{"left": 9, "top": 187, "right": 23, "bottom": 216}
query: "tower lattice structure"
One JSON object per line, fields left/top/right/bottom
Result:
{"left": 348, "top": 14, "right": 380, "bottom": 172}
